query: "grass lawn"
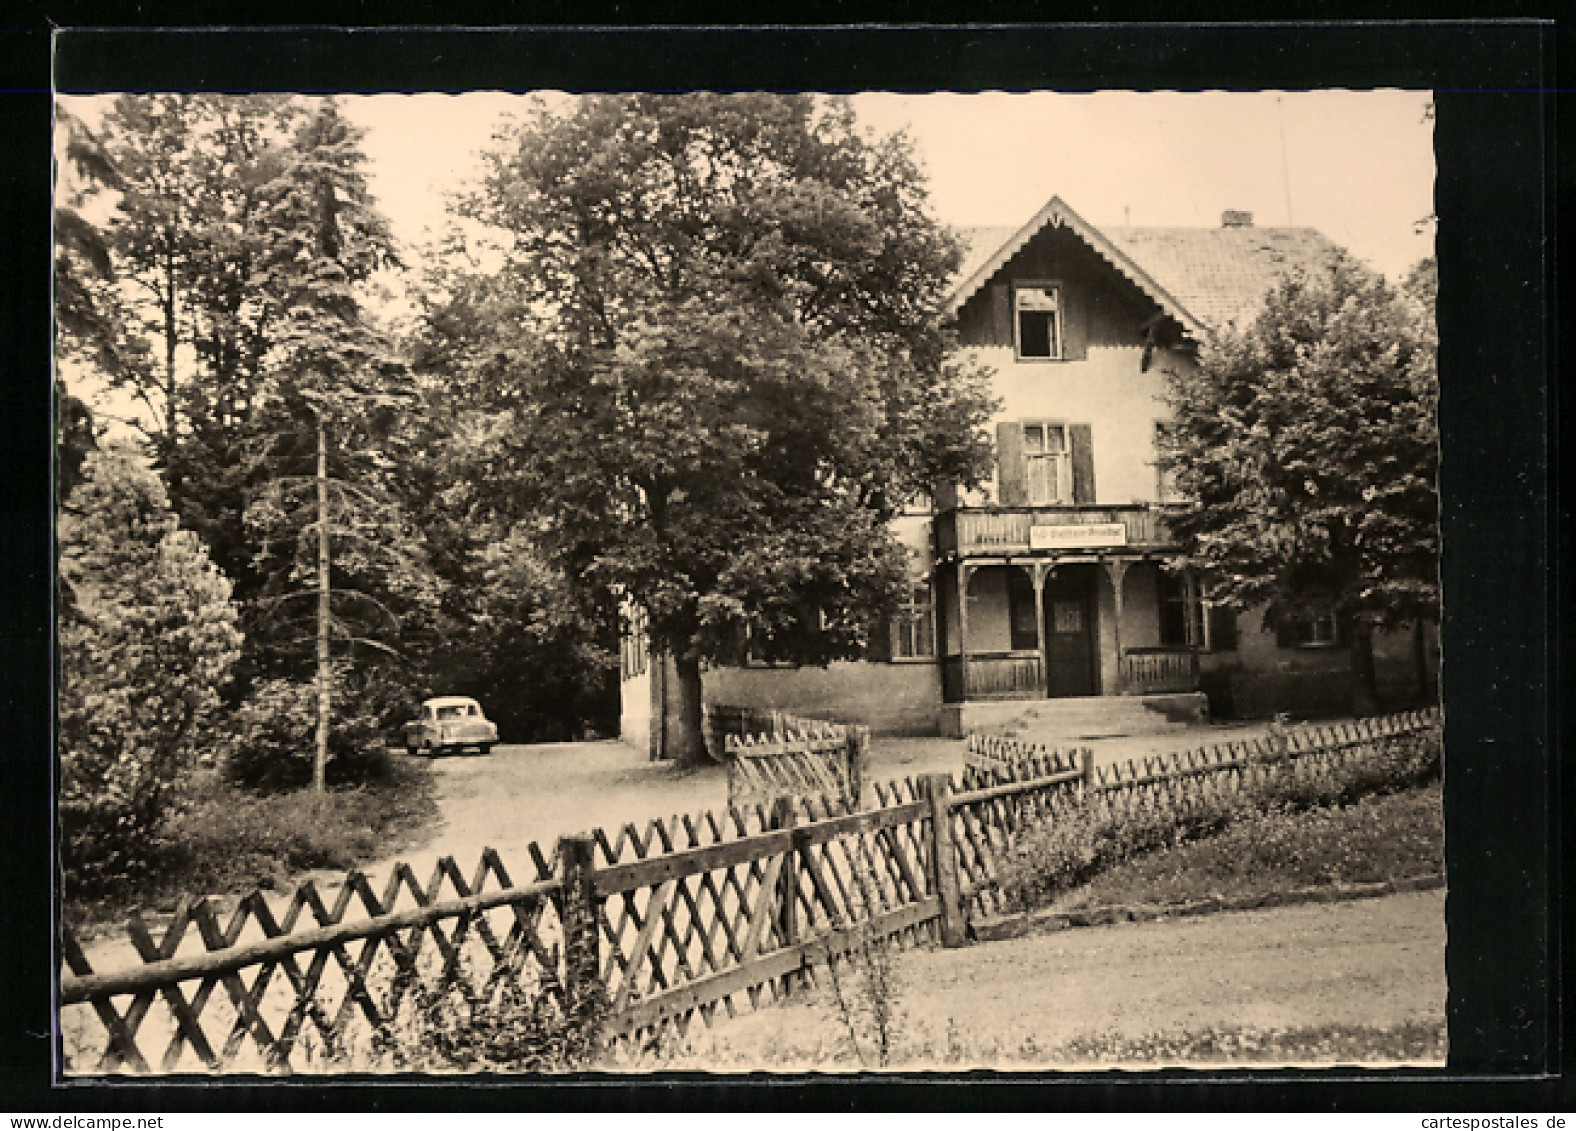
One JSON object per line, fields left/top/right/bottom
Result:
{"left": 1049, "top": 783, "right": 1443, "bottom": 913}
{"left": 64, "top": 754, "right": 439, "bottom": 936}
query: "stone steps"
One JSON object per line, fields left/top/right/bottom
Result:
{"left": 940, "top": 693, "right": 1209, "bottom": 740}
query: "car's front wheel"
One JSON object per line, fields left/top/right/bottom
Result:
{"left": 477, "top": 743, "right": 493, "bottom": 758}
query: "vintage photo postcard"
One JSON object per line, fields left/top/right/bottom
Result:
{"left": 46, "top": 26, "right": 1550, "bottom": 1091}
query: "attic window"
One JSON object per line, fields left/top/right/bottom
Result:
{"left": 1013, "top": 284, "right": 1063, "bottom": 361}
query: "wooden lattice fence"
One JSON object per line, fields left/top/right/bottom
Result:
{"left": 59, "top": 848, "right": 570, "bottom": 1074}
{"left": 60, "top": 708, "right": 1441, "bottom": 1074}
{"left": 59, "top": 777, "right": 947, "bottom": 1073}
{"left": 703, "top": 704, "right": 830, "bottom": 760}
{"left": 724, "top": 723, "right": 867, "bottom": 809}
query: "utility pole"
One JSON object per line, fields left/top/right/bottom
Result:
{"left": 315, "top": 409, "right": 331, "bottom": 794}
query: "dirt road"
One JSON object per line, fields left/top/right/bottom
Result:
{"left": 396, "top": 719, "right": 1286, "bottom": 883}
{"left": 650, "top": 889, "right": 1447, "bottom": 1070}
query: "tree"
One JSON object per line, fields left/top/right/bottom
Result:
{"left": 96, "top": 95, "right": 311, "bottom": 471}
{"left": 243, "top": 101, "right": 424, "bottom": 791}
{"left": 54, "top": 107, "right": 131, "bottom": 381}
{"left": 57, "top": 445, "right": 243, "bottom": 895}
{"left": 1158, "top": 252, "right": 1439, "bottom": 714}
{"left": 440, "top": 94, "right": 996, "bottom": 763}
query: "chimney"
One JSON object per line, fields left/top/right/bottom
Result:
{"left": 1221, "top": 210, "right": 1254, "bottom": 228}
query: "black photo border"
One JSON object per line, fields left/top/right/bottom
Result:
{"left": 1, "top": 18, "right": 1563, "bottom": 1111}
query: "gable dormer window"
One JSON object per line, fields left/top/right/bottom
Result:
{"left": 1014, "top": 283, "right": 1063, "bottom": 360}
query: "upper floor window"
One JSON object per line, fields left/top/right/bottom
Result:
{"left": 1021, "top": 422, "right": 1071, "bottom": 505}
{"left": 1014, "top": 284, "right": 1063, "bottom": 361}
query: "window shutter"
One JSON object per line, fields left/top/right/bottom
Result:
{"left": 996, "top": 421, "right": 1028, "bottom": 506}
{"left": 867, "top": 621, "right": 893, "bottom": 663}
{"left": 1062, "top": 287, "right": 1087, "bottom": 361}
{"left": 1069, "top": 423, "right": 1096, "bottom": 503}
{"left": 1274, "top": 616, "right": 1300, "bottom": 650}
{"left": 989, "top": 284, "right": 1013, "bottom": 346}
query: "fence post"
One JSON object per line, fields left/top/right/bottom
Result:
{"left": 1082, "top": 746, "right": 1099, "bottom": 798}
{"left": 771, "top": 796, "right": 801, "bottom": 990}
{"left": 845, "top": 725, "right": 868, "bottom": 811}
{"left": 559, "top": 834, "right": 602, "bottom": 1022}
{"left": 922, "top": 773, "right": 966, "bottom": 948}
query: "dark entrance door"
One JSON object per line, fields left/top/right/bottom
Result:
{"left": 1042, "top": 571, "right": 1097, "bottom": 697}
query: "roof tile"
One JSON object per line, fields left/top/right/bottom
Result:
{"left": 953, "top": 220, "right": 1343, "bottom": 332}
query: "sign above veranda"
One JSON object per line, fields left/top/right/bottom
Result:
{"left": 1028, "top": 522, "right": 1129, "bottom": 550}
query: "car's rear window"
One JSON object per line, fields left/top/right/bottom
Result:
{"left": 437, "top": 706, "right": 467, "bottom": 719}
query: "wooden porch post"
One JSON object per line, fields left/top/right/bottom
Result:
{"left": 958, "top": 561, "right": 975, "bottom": 699}
{"left": 1183, "top": 566, "right": 1202, "bottom": 648}
{"left": 1031, "top": 561, "right": 1049, "bottom": 697}
{"left": 1103, "top": 558, "right": 1131, "bottom": 695}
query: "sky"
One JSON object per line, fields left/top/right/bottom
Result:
{"left": 340, "top": 89, "right": 1436, "bottom": 282}
{"left": 59, "top": 88, "right": 1434, "bottom": 435}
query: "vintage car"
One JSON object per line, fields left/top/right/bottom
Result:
{"left": 403, "top": 696, "right": 498, "bottom": 757}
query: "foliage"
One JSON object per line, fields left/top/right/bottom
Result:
{"left": 64, "top": 758, "right": 438, "bottom": 934}
{"left": 1041, "top": 1020, "right": 1446, "bottom": 1066}
{"left": 95, "top": 95, "right": 314, "bottom": 469}
{"left": 424, "top": 93, "right": 998, "bottom": 760}
{"left": 1158, "top": 252, "right": 1439, "bottom": 708}
{"left": 412, "top": 528, "right": 618, "bottom": 742}
{"left": 56, "top": 382, "right": 99, "bottom": 507}
{"left": 1048, "top": 783, "right": 1442, "bottom": 913}
{"left": 221, "top": 670, "right": 405, "bottom": 791}
{"left": 57, "top": 446, "right": 243, "bottom": 898}
{"left": 994, "top": 730, "right": 1441, "bottom": 911}
{"left": 241, "top": 100, "right": 429, "bottom": 684}
{"left": 89, "top": 96, "right": 436, "bottom": 749}
{"left": 824, "top": 934, "right": 905, "bottom": 1069}
{"left": 367, "top": 972, "right": 608, "bottom": 1073}
{"left": 54, "top": 106, "right": 133, "bottom": 380}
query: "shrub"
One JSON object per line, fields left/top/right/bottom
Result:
{"left": 58, "top": 447, "right": 243, "bottom": 898}
{"left": 63, "top": 758, "right": 439, "bottom": 931}
{"left": 995, "top": 729, "right": 1441, "bottom": 912}
{"left": 367, "top": 973, "right": 609, "bottom": 1072}
{"left": 160, "top": 761, "right": 435, "bottom": 891}
{"left": 223, "top": 669, "right": 401, "bottom": 791}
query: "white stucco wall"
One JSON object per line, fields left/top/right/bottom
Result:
{"left": 963, "top": 343, "right": 1195, "bottom": 506}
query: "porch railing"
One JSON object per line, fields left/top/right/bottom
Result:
{"left": 941, "top": 652, "right": 1043, "bottom": 703}
{"left": 935, "top": 504, "right": 1174, "bottom": 557}
{"left": 1120, "top": 647, "right": 1200, "bottom": 694}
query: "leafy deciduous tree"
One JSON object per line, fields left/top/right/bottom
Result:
{"left": 1158, "top": 252, "right": 1439, "bottom": 714}
{"left": 434, "top": 93, "right": 996, "bottom": 762}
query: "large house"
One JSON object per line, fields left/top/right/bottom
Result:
{"left": 620, "top": 195, "right": 1439, "bottom": 751}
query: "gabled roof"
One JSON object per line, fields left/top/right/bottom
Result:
{"left": 945, "top": 195, "right": 1204, "bottom": 337}
{"left": 947, "top": 196, "right": 1343, "bottom": 338}
{"left": 1101, "top": 225, "right": 1343, "bottom": 331}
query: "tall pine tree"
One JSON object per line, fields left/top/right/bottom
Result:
{"left": 243, "top": 102, "right": 430, "bottom": 790}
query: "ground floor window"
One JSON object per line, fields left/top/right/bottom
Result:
{"left": 892, "top": 578, "right": 937, "bottom": 659}
{"left": 1007, "top": 568, "right": 1039, "bottom": 650}
{"left": 1277, "top": 611, "right": 1341, "bottom": 649}
{"left": 620, "top": 609, "right": 649, "bottom": 679}
{"left": 1157, "top": 568, "right": 1203, "bottom": 647}
{"left": 1204, "top": 602, "right": 1239, "bottom": 652}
